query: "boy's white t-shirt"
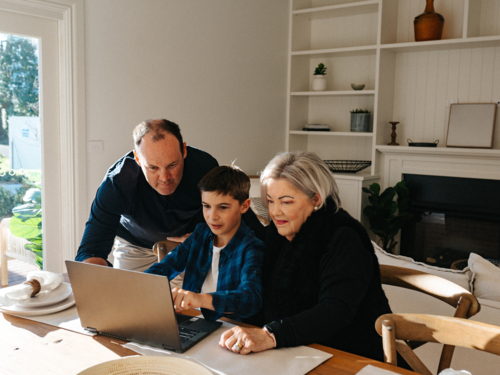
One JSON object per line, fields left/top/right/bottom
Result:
{"left": 201, "top": 244, "right": 225, "bottom": 293}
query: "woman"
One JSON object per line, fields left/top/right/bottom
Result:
{"left": 219, "top": 151, "right": 392, "bottom": 362}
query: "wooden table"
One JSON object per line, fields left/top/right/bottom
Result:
{"left": 0, "top": 311, "right": 416, "bottom": 375}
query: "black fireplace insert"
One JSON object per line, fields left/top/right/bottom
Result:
{"left": 400, "top": 174, "right": 500, "bottom": 269}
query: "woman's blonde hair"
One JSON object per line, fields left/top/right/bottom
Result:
{"left": 260, "top": 151, "right": 341, "bottom": 211}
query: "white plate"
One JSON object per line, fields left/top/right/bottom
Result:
{"left": 0, "top": 294, "right": 75, "bottom": 316}
{"left": 13, "top": 282, "right": 73, "bottom": 307}
{"left": 77, "top": 356, "right": 212, "bottom": 375}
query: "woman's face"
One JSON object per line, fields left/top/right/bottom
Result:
{"left": 266, "top": 178, "right": 320, "bottom": 242}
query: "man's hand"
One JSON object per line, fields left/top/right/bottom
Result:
{"left": 82, "top": 257, "right": 108, "bottom": 266}
{"left": 167, "top": 233, "right": 191, "bottom": 244}
{"left": 171, "top": 288, "right": 213, "bottom": 311}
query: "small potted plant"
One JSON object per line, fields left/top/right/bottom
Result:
{"left": 312, "top": 63, "right": 327, "bottom": 91}
{"left": 350, "top": 108, "right": 371, "bottom": 132}
{"left": 362, "top": 181, "right": 413, "bottom": 253}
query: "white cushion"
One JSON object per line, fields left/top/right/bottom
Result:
{"left": 468, "top": 253, "right": 500, "bottom": 302}
{"left": 373, "top": 241, "right": 472, "bottom": 291}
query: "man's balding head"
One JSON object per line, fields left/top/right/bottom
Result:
{"left": 133, "top": 119, "right": 184, "bottom": 153}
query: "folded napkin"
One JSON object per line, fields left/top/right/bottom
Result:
{"left": 5, "top": 270, "right": 63, "bottom": 302}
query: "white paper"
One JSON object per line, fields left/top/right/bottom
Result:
{"left": 124, "top": 321, "right": 332, "bottom": 375}
{"left": 356, "top": 364, "right": 402, "bottom": 375}
{"left": 16, "top": 305, "right": 93, "bottom": 335}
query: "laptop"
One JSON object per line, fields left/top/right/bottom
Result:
{"left": 65, "top": 260, "right": 222, "bottom": 353}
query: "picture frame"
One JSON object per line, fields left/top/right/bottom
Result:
{"left": 446, "top": 103, "right": 497, "bottom": 148}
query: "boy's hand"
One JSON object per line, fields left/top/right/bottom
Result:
{"left": 171, "top": 288, "right": 214, "bottom": 312}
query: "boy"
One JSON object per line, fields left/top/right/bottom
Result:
{"left": 145, "top": 165, "right": 264, "bottom": 322}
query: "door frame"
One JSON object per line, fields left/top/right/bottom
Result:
{"left": 0, "top": 0, "right": 86, "bottom": 272}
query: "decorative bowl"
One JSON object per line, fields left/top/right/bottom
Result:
{"left": 351, "top": 84, "right": 365, "bottom": 90}
{"left": 324, "top": 160, "right": 371, "bottom": 173}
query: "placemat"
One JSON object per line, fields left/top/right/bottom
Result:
{"left": 124, "top": 321, "right": 333, "bottom": 375}
{"left": 9, "top": 305, "right": 93, "bottom": 336}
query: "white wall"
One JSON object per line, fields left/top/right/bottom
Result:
{"left": 84, "top": 0, "right": 289, "bottom": 205}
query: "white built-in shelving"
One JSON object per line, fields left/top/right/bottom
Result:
{"left": 286, "top": 0, "right": 500, "bottom": 218}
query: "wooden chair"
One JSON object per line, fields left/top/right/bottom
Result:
{"left": 152, "top": 240, "right": 179, "bottom": 263}
{"left": 379, "top": 265, "right": 480, "bottom": 373}
{"left": 0, "top": 218, "right": 37, "bottom": 286}
{"left": 376, "top": 313, "right": 500, "bottom": 375}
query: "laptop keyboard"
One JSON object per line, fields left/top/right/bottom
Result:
{"left": 179, "top": 327, "right": 199, "bottom": 343}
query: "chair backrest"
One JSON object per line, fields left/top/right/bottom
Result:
{"left": 380, "top": 265, "right": 480, "bottom": 317}
{"left": 152, "top": 240, "right": 179, "bottom": 262}
{"left": 375, "top": 313, "right": 500, "bottom": 375}
{"left": 379, "top": 264, "right": 480, "bottom": 373}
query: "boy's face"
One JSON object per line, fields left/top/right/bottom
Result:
{"left": 201, "top": 191, "right": 251, "bottom": 247}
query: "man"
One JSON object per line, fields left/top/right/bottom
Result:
{"left": 76, "top": 119, "right": 221, "bottom": 286}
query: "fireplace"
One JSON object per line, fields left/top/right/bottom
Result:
{"left": 400, "top": 174, "right": 500, "bottom": 269}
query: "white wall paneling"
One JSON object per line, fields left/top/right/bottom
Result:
{"left": 386, "top": 45, "right": 500, "bottom": 149}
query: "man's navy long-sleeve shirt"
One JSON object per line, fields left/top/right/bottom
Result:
{"left": 75, "top": 146, "right": 218, "bottom": 262}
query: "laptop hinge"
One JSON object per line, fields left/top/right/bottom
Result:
{"left": 86, "top": 327, "right": 98, "bottom": 334}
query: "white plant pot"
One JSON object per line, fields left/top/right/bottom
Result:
{"left": 312, "top": 75, "right": 327, "bottom": 91}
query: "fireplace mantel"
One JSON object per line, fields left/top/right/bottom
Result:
{"left": 376, "top": 146, "right": 500, "bottom": 188}
{"left": 377, "top": 146, "right": 500, "bottom": 159}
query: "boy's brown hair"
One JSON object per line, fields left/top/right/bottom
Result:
{"left": 198, "top": 165, "right": 250, "bottom": 204}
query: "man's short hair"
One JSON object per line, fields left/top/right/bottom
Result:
{"left": 133, "top": 119, "right": 183, "bottom": 153}
{"left": 198, "top": 165, "right": 250, "bottom": 204}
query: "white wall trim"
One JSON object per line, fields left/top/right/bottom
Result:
{"left": 0, "top": 0, "right": 86, "bottom": 270}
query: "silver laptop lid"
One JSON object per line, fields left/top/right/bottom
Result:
{"left": 65, "top": 260, "right": 181, "bottom": 351}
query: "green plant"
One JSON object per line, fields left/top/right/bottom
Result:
{"left": 0, "top": 159, "right": 37, "bottom": 218}
{"left": 313, "top": 63, "right": 327, "bottom": 75}
{"left": 350, "top": 108, "right": 371, "bottom": 113}
{"left": 0, "top": 34, "right": 39, "bottom": 145}
{"left": 362, "top": 181, "right": 413, "bottom": 253}
{"left": 9, "top": 187, "right": 42, "bottom": 268}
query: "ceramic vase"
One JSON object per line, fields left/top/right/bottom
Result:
{"left": 350, "top": 113, "right": 371, "bottom": 132}
{"left": 312, "top": 75, "right": 326, "bottom": 91}
{"left": 414, "top": 0, "right": 444, "bottom": 42}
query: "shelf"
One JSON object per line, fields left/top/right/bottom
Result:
{"left": 290, "top": 131, "right": 373, "bottom": 137}
{"left": 332, "top": 170, "right": 379, "bottom": 181}
{"left": 291, "top": 45, "right": 377, "bottom": 58}
{"left": 380, "top": 35, "right": 500, "bottom": 53}
{"left": 293, "top": 0, "right": 379, "bottom": 16}
{"left": 291, "top": 90, "right": 374, "bottom": 96}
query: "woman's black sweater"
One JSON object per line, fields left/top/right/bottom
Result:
{"left": 250, "top": 200, "right": 392, "bottom": 362}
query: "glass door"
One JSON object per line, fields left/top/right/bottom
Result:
{"left": 0, "top": 33, "right": 43, "bottom": 268}
{"left": 0, "top": 7, "right": 63, "bottom": 272}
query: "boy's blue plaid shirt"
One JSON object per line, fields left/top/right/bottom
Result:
{"left": 145, "top": 221, "right": 264, "bottom": 321}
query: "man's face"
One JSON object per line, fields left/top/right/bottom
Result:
{"left": 134, "top": 133, "right": 187, "bottom": 196}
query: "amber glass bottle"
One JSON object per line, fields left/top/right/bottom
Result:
{"left": 414, "top": 0, "right": 444, "bottom": 42}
